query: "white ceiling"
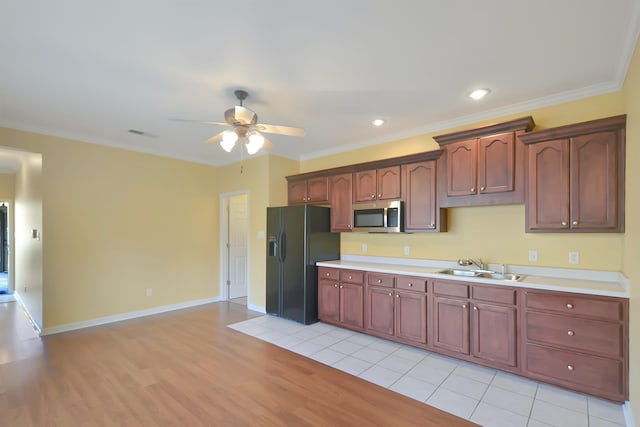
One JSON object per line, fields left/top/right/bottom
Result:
{"left": 1, "top": 1, "right": 639, "bottom": 167}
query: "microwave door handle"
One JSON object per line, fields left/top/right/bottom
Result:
{"left": 383, "top": 207, "right": 388, "bottom": 228}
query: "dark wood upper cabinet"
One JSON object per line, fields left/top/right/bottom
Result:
{"left": 354, "top": 166, "right": 401, "bottom": 203}
{"left": 434, "top": 117, "right": 535, "bottom": 207}
{"left": 329, "top": 173, "right": 353, "bottom": 232}
{"left": 520, "top": 115, "right": 625, "bottom": 233}
{"left": 402, "top": 160, "right": 446, "bottom": 232}
{"left": 287, "top": 176, "right": 329, "bottom": 205}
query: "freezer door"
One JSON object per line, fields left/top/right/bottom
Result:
{"left": 281, "top": 205, "right": 306, "bottom": 323}
{"left": 265, "top": 207, "right": 282, "bottom": 316}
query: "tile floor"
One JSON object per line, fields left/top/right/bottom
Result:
{"left": 228, "top": 315, "right": 627, "bottom": 427}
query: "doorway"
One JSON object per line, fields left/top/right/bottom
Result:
{"left": 220, "top": 192, "right": 249, "bottom": 305}
{"left": 0, "top": 200, "right": 10, "bottom": 296}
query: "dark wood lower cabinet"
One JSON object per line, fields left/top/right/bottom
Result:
{"left": 319, "top": 268, "right": 629, "bottom": 402}
{"left": 432, "top": 296, "right": 470, "bottom": 355}
{"left": 471, "top": 302, "right": 517, "bottom": 367}
{"left": 318, "top": 268, "right": 364, "bottom": 330}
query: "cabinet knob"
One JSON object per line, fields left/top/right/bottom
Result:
{"left": 572, "top": 220, "right": 578, "bottom": 225}
{"left": 340, "top": 285, "right": 343, "bottom": 289}
{"left": 430, "top": 223, "right": 435, "bottom": 227}
{"left": 371, "top": 194, "right": 376, "bottom": 200}
{"left": 567, "top": 365, "right": 574, "bottom": 371}
{"left": 377, "top": 279, "right": 382, "bottom": 283}
{"left": 473, "top": 306, "right": 478, "bottom": 311}
{"left": 462, "top": 304, "right": 468, "bottom": 308}
{"left": 348, "top": 224, "right": 352, "bottom": 229}
{"left": 480, "top": 186, "right": 485, "bottom": 191}
{"left": 378, "top": 194, "right": 382, "bottom": 198}
{"left": 348, "top": 275, "right": 352, "bottom": 280}
{"left": 334, "top": 283, "right": 338, "bottom": 288}
{"left": 326, "top": 272, "right": 330, "bottom": 276}
{"left": 388, "top": 292, "right": 392, "bottom": 297}
{"left": 567, "top": 330, "right": 575, "bottom": 336}
{"left": 561, "top": 221, "right": 567, "bottom": 226}
{"left": 396, "top": 294, "right": 400, "bottom": 298}
{"left": 470, "top": 187, "right": 475, "bottom": 192}
{"left": 566, "top": 303, "right": 574, "bottom": 309}
{"left": 409, "top": 283, "right": 413, "bottom": 287}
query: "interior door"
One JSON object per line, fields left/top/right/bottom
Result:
{"left": 228, "top": 194, "right": 248, "bottom": 299}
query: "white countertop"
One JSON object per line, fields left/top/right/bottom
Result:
{"left": 316, "top": 255, "right": 629, "bottom": 298}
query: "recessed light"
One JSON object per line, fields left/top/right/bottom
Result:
{"left": 468, "top": 88, "right": 491, "bottom": 100}
{"left": 372, "top": 119, "right": 385, "bottom": 127}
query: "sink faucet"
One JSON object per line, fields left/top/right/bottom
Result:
{"left": 458, "top": 258, "right": 485, "bottom": 270}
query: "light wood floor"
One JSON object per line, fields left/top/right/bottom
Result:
{"left": 0, "top": 301, "right": 477, "bottom": 426}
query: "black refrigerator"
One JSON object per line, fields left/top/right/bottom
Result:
{"left": 266, "top": 205, "right": 340, "bottom": 324}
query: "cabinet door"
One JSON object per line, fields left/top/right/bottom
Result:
{"left": 307, "top": 176, "right": 329, "bottom": 204}
{"left": 526, "top": 139, "right": 570, "bottom": 231}
{"left": 354, "top": 170, "right": 377, "bottom": 202}
{"left": 446, "top": 139, "right": 477, "bottom": 197}
{"left": 318, "top": 279, "right": 340, "bottom": 323}
{"left": 432, "top": 296, "right": 470, "bottom": 355}
{"left": 377, "top": 166, "right": 401, "bottom": 200}
{"left": 340, "top": 283, "right": 364, "bottom": 329}
{"left": 478, "top": 132, "right": 514, "bottom": 194}
{"left": 404, "top": 161, "right": 438, "bottom": 231}
{"left": 287, "top": 179, "right": 308, "bottom": 205}
{"left": 366, "top": 286, "right": 395, "bottom": 337}
{"left": 395, "top": 290, "right": 427, "bottom": 344}
{"left": 329, "top": 173, "right": 353, "bottom": 232}
{"left": 471, "top": 302, "right": 517, "bottom": 367}
{"left": 570, "top": 131, "right": 618, "bottom": 230}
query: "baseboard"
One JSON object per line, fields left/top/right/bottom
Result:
{"left": 247, "top": 303, "right": 266, "bottom": 314}
{"left": 13, "top": 292, "right": 42, "bottom": 334}
{"left": 624, "top": 401, "right": 636, "bottom": 427}
{"left": 41, "top": 297, "right": 221, "bottom": 336}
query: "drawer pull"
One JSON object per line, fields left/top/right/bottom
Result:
{"left": 409, "top": 283, "right": 413, "bottom": 287}
{"left": 566, "top": 303, "right": 574, "bottom": 309}
{"left": 567, "top": 330, "right": 575, "bottom": 336}
{"left": 326, "top": 272, "right": 330, "bottom": 276}
{"left": 567, "top": 365, "right": 574, "bottom": 371}
{"left": 377, "top": 279, "right": 382, "bottom": 283}
{"left": 348, "top": 275, "right": 352, "bottom": 280}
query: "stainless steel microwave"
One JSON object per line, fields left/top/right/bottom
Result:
{"left": 352, "top": 200, "right": 403, "bottom": 232}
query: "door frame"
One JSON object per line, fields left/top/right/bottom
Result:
{"left": 219, "top": 191, "right": 250, "bottom": 302}
{"left": 0, "top": 199, "right": 13, "bottom": 293}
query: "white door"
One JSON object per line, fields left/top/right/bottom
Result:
{"left": 227, "top": 194, "right": 248, "bottom": 299}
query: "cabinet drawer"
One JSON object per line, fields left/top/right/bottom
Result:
{"left": 472, "top": 285, "right": 516, "bottom": 305}
{"left": 433, "top": 281, "right": 469, "bottom": 298}
{"left": 525, "top": 292, "right": 623, "bottom": 321}
{"left": 396, "top": 276, "right": 427, "bottom": 292}
{"left": 525, "top": 344, "right": 624, "bottom": 400}
{"left": 341, "top": 270, "right": 364, "bottom": 284}
{"left": 367, "top": 272, "right": 395, "bottom": 288}
{"left": 319, "top": 267, "right": 339, "bottom": 281}
{"left": 526, "top": 312, "right": 623, "bottom": 358}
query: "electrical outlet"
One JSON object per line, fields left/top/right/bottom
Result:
{"left": 362, "top": 244, "right": 367, "bottom": 253}
{"left": 146, "top": 288, "right": 153, "bottom": 297}
{"left": 404, "top": 245, "right": 410, "bottom": 255}
{"left": 528, "top": 250, "right": 538, "bottom": 263}
{"left": 569, "top": 252, "right": 580, "bottom": 265}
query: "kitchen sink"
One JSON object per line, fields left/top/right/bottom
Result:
{"left": 437, "top": 269, "right": 479, "bottom": 277}
{"left": 437, "top": 269, "right": 525, "bottom": 282}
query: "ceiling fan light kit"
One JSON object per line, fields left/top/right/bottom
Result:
{"left": 173, "top": 89, "right": 305, "bottom": 156}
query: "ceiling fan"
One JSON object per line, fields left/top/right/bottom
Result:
{"left": 172, "top": 90, "right": 305, "bottom": 154}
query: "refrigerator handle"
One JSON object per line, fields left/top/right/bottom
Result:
{"left": 279, "top": 232, "right": 287, "bottom": 262}
{"left": 268, "top": 235, "right": 278, "bottom": 257}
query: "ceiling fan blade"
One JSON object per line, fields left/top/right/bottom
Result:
{"left": 170, "top": 118, "right": 230, "bottom": 127}
{"left": 256, "top": 123, "right": 306, "bottom": 137}
{"left": 205, "top": 131, "right": 226, "bottom": 144}
{"left": 262, "top": 136, "right": 274, "bottom": 150}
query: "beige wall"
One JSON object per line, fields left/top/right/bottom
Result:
{"left": 0, "top": 173, "right": 15, "bottom": 197}
{"left": 623, "top": 38, "right": 640, "bottom": 418}
{"left": 0, "top": 128, "right": 221, "bottom": 328}
{"left": 14, "top": 153, "right": 43, "bottom": 327}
